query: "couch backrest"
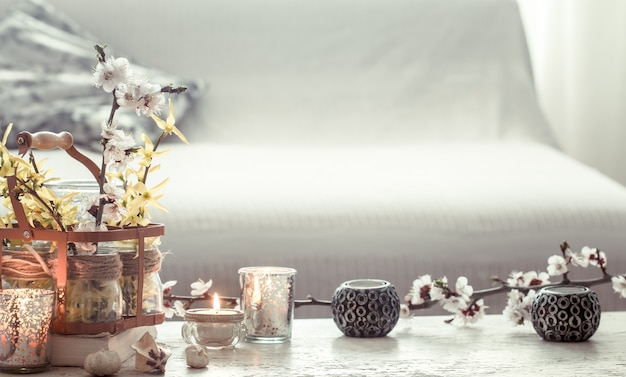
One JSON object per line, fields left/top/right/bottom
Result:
{"left": 1, "top": 0, "right": 557, "bottom": 147}
{"left": 193, "top": 0, "right": 556, "bottom": 146}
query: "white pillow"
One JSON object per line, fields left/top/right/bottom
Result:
{"left": 0, "top": 0, "right": 204, "bottom": 150}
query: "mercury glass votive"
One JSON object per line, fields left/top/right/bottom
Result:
{"left": 181, "top": 308, "right": 246, "bottom": 349}
{"left": 0, "top": 289, "right": 56, "bottom": 374}
{"left": 238, "top": 266, "right": 297, "bottom": 343}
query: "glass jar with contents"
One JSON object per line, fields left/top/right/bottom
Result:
{"left": 2, "top": 240, "right": 56, "bottom": 290}
{"left": 63, "top": 248, "right": 123, "bottom": 323}
{"left": 117, "top": 242, "right": 164, "bottom": 316}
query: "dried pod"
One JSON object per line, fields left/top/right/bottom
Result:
{"left": 83, "top": 349, "right": 122, "bottom": 376}
{"left": 185, "top": 345, "right": 210, "bottom": 369}
{"left": 130, "top": 331, "right": 171, "bottom": 373}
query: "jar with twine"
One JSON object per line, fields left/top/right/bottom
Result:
{"left": 117, "top": 243, "right": 164, "bottom": 316}
{"left": 52, "top": 249, "right": 123, "bottom": 324}
{"left": 2, "top": 241, "right": 55, "bottom": 290}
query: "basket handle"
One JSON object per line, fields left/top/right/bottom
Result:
{"left": 16, "top": 131, "right": 103, "bottom": 185}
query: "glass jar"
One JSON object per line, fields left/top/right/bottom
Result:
{"left": 0, "top": 289, "right": 56, "bottom": 373}
{"left": 117, "top": 243, "right": 164, "bottom": 316}
{"left": 182, "top": 308, "right": 246, "bottom": 349}
{"left": 1, "top": 240, "right": 56, "bottom": 290}
{"left": 63, "top": 249, "right": 123, "bottom": 323}
{"left": 46, "top": 179, "right": 101, "bottom": 224}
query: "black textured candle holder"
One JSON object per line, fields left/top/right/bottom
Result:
{"left": 530, "top": 285, "right": 601, "bottom": 342}
{"left": 331, "top": 279, "right": 400, "bottom": 337}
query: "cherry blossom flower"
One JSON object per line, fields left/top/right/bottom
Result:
{"left": 162, "top": 280, "right": 186, "bottom": 318}
{"left": 93, "top": 56, "right": 130, "bottom": 93}
{"left": 190, "top": 278, "right": 213, "bottom": 296}
{"left": 101, "top": 124, "right": 136, "bottom": 172}
{"left": 582, "top": 247, "right": 607, "bottom": 268}
{"left": 163, "top": 299, "right": 185, "bottom": 319}
{"left": 101, "top": 201, "right": 127, "bottom": 224}
{"left": 547, "top": 255, "right": 568, "bottom": 276}
{"left": 455, "top": 276, "right": 473, "bottom": 301}
{"left": 507, "top": 270, "right": 550, "bottom": 287}
{"left": 457, "top": 299, "right": 487, "bottom": 325}
{"left": 162, "top": 280, "right": 177, "bottom": 295}
{"left": 116, "top": 80, "right": 165, "bottom": 117}
{"left": 103, "top": 182, "right": 125, "bottom": 201}
{"left": 440, "top": 295, "right": 467, "bottom": 313}
{"left": 566, "top": 248, "right": 587, "bottom": 267}
{"left": 399, "top": 304, "right": 412, "bottom": 319}
{"left": 114, "top": 81, "right": 142, "bottom": 110}
{"left": 406, "top": 274, "right": 433, "bottom": 305}
{"left": 612, "top": 275, "right": 626, "bottom": 299}
{"left": 395, "top": 241, "right": 621, "bottom": 327}
{"left": 502, "top": 289, "right": 536, "bottom": 325}
{"left": 71, "top": 222, "right": 107, "bottom": 254}
{"left": 430, "top": 276, "right": 448, "bottom": 301}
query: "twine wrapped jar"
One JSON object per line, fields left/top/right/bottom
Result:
{"left": 117, "top": 243, "right": 164, "bottom": 316}
{"left": 1, "top": 241, "right": 55, "bottom": 290}
{"left": 54, "top": 249, "right": 123, "bottom": 324}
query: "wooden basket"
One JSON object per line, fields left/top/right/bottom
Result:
{"left": 0, "top": 131, "right": 166, "bottom": 335}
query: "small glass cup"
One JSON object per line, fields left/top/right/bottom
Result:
{"left": 0, "top": 288, "right": 56, "bottom": 374}
{"left": 181, "top": 308, "right": 246, "bottom": 349}
{"left": 238, "top": 266, "right": 297, "bottom": 343}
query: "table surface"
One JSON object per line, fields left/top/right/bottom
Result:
{"left": 42, "top": 311, "right": 626, "bottom": 376}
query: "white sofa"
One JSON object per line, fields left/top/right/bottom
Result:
{"left": 4, "top": 0, "right": 626, "bottom": 318}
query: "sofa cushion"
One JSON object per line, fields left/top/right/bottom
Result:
{"left": 0, "top": 0, "right": 204, "bottom": 150}
{"left": 166, "top": 0, "right": 556, "bottom": 147}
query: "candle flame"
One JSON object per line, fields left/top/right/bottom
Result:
{"left": 213, "top": 293, "right": 220, "bottom": 313}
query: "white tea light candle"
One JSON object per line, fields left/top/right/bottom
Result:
{"left": 0, "top": 288, "right": 55, "bottom": 374}
{"left": 238, "top": 266, "right": 296, "bottom": 343}
{"left": 181, "top": 293, "right": 245, "bottom": 349}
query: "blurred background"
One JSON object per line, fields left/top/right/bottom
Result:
{"left": 1, "top": 0, "right": 625, "bottom": 186}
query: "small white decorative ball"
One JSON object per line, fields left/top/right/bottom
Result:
{"left": 83, "top": 349, "right": 122, "bottom": 376}
{"left": 185, "top": 344, "right": 210, "bottom": 369}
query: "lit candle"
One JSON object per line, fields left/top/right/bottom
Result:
{"left": 181, "top": 295, "right": 245, "bottom": 349}
{"left": 0, "top": 289, "right": 56, "bottom": 373}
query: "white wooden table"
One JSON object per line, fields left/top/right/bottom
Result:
{"left": 42, "top": 312, "right": 626, "bottom": 376}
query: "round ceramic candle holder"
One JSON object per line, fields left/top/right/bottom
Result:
{"left": 530, "top": 285, "right": 601, "bottom": 342}
{"left": 331, "top": 279, "right": 401, "bottom": 337}
{"left": 181, "top": 308, "right": 246, "bottom": 349}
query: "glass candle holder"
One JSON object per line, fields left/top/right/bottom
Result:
{"left": 238, "top": 266, "right": 297, "bottom": 343}
{"left": 181, "top": 308, "right": 246, "bottom": 349}
{"left": 0, "top": 289, "right": 56, "bottom": 374}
